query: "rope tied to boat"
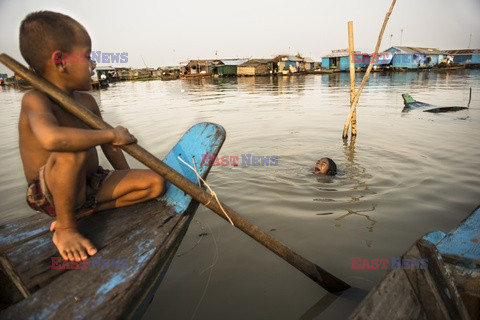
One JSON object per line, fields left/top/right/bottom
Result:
{"left": 177, "top": 155, "right": 234, "bottom": 226}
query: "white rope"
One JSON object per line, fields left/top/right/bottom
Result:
{"left": 177, "top": 155, "right": 234, "bottom": 226}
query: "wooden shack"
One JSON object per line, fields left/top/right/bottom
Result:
{"left": 237, "top": 59, "right": 274, "bottom": 76}
{"left": 213, "top": 59, "right": 248, "bottom": 76}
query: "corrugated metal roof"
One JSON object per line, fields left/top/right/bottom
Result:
{"left": 239, "top": 59, "right": 273, "bottom": 67}
{"left": 220, "top": 59, "right": 248, "bottom": 66}
{"left": 387, "top": 46, "right": 445, "bottom": 55}
{"left": 95, "top": 66, "right": 116, "bottom": 71}
{"left": 323, "top": 49, "right": 369, "bottom": 58}
{"left": 443, "top": 49, "right": 480, "bottom": 55}
{"left": 323, "top": 49, "right": 349, "bottom": 58}
{"left": 284, "top": 55, "right": 303, "bottom": 62}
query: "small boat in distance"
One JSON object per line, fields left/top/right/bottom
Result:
{"left": 0, "top": 122, "right": 226, "bottom": 319}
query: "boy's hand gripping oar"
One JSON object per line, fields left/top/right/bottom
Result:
{"left": 0, "top": 53, "right": 350, "bottom": 293}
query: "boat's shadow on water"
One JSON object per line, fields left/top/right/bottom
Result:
{"left": 298, "top": 287, "right": 369, "bottom": 320}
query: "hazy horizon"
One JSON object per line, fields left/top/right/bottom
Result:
{"left": 1, "top": 0, "right": 479, "bottom": 75}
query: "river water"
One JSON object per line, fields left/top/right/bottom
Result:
{"left": 0, "top": 70, "right": 479, "bottom": 319}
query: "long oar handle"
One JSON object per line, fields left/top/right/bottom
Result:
{"left": 0, "top": 53, "right": 350, "bottom": 293}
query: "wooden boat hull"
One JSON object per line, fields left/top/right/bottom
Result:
{"left": 349, "top": 205, "right": 480, "bottom": 320}
{"left": 0, "top": 122, "right": 226, "bottom": 319}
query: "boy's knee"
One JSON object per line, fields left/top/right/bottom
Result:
{"left": 149, "top": 174, "right": 165, "bottom": 198}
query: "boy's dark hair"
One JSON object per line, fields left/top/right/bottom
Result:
{"left": 19, "top": 11, "right": 89, "bottom": 74}
{"left": 325, "top": 158, "right": 337, "bottom": 176}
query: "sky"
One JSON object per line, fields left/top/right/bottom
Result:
{"left": 1, "top": 0, "right": 479, "bottom": 75}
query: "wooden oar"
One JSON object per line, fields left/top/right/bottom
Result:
{"left": 0, "top": 53, "right": 350, "bottom": 293}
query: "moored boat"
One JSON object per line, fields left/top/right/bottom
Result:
{"left": 349, "top": 205, "right": 480, "bottom": 320}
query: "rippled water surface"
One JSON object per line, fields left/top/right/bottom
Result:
{"left": 1, "top": 70, "right": 479, "bottom": 319}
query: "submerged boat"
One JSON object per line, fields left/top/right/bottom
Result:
{"left": 0, "top": 122, "right": 225, "bottom": 319}
{"left": 349, "top": 205, "right": 480, "bottom": 320}
{"left": 402, "top": 93, "right": 468, "bottom": 113}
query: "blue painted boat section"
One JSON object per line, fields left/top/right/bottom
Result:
{"left": 159, "top": 122, "right": 225, "bottom": 214}
{"left": 424, "top": 206, "right": 480, "bottom": 264}
{"left": 423, "top": 231, "right": 446, "bottom": 245}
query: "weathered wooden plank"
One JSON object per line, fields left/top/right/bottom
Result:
{"left": 3, "top": 200, "right": 172, "bottom": 293}
{"left": 400, "top": 240, "right": 470, "bottom": 320}
{"left": 444, "top": 263, "right": 480, "bottom": 319}
{"left": 123, "top": 205, "right": 198, "bottom": 319}
{"left": 0, "top": 255, "right": 30, "bottom": 299}
{"left": 349, "top": 240, "right": 473, "bottom": 320}
{"left": 0, "top": 201, "right": 169, "bottom": 292}
{"left": 347, "top": 267, "right": 427, "bottom": 320}
{"left": 0, "top": 203, "right": 184, "bottom": 319}
{"left": 0, "top": 213, "right": 51, "bottom": 253}
{"left": 415, "top": 240, "right": 471, "bottom": 320}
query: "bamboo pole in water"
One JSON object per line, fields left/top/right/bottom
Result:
{"left": 0, "top": 53, "right": 350, "bottom": 293}
{"left": 348, "top": 21, "right": 357, "bottom": 136}
{"left": 342, "top": 0, "right": 396, "bottom": 139}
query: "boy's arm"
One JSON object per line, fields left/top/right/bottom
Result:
{"left": 101, "top": 144, "right": 130, "bottom": 170}
{"left": 23, "top": 91, "right": 135, "bottom": 151}
{"left": 82, "top": 92, "right": 131, "bottom": 170}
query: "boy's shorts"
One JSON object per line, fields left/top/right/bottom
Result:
{"left": 26, "top": 166, "right": 113, "bottom": 217}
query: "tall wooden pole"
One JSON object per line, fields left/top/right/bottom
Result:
{"left": 348, "top": 21, "right": 357, "bottom": 137}
{"left": 342, "top": 0, "right": 396, "bottom": 139}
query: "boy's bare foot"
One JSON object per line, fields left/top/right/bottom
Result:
{"left": 52, "top": 229, "right": 97, "bottom": 261}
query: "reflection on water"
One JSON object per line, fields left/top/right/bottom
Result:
{"left": 336, "top": 136, "right": 377, "bottom": 235}
{"left": 1, "top": 70, "right": 479, "bottom": 320}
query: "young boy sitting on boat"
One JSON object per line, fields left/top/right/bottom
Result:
{"left": 19, "top": 11, "right": 165, "bottom": 262}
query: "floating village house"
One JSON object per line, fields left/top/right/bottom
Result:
{"left": 95, "top": 66, "right": 116, "bottom": 80}
{"left": 372, "top": 51, "right": 395, "bottom": 70}
{"left": 274, "top": 55, "right": 304, "bottom": 74}
{"left": 303, "top": 58, "right": 315, "bottom": 71}
{"left": 181, "top": 60, "right": 224, "bottom": 76}
{"left": 321, "top": 49, "right": 370, "bottom": 71}
{"left": 237, "top": 59, "right": 274, "bottom": 76}
{"left": 114, "top": 67, "right": 134, "bottom": 81}
{"left": 443, "top": 49, "right": 480, "bottom": 66}
{"left": 383, "top": 46, "right": 445, "bottom": 69}
{"left": 212, "top": 59, "right": 248, "bottom": 76}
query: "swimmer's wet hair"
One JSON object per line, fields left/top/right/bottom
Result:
{"left": 19, "top": 11, "right": 89, "bottom": 74}
{"left": 325, "top": 158, "right": 337, "bottom": 176}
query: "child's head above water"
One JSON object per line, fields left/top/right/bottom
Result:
{"left": 19, "top": 11, "right": 91, "bottom": 76}
{"left": 314, "top": 157, "right": 337, "bottom": 176}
